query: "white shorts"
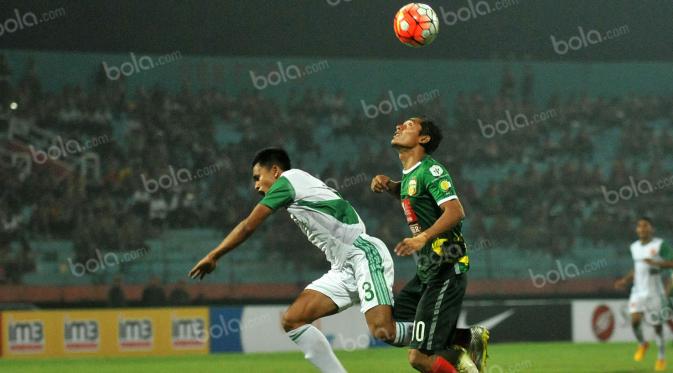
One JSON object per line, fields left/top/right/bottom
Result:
{"left": 629, "top": 291, "right": 670, "bottom": 323}
{"left": 306, "top": 234, "right": 394, "bottom": 314}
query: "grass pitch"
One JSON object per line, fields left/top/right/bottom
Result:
{"left": 0, "top": 342, "right": 664, "bottom": 373}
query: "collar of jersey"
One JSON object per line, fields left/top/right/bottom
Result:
{"left": 402, "top": 154, "right": 428, "bottom": 175}
{"left": 402, "top": 157, "right": 425, "bottom": 175}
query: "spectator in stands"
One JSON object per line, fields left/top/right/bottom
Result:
{"left": 169, "top": 279, "right": 191, "bottom": 306}
{"left": 2, "top": 54, "right": 673, "bottom": 282}
{"left": 141, "top": 275, "right": 166, "bottom": 306}
{"left": 0, "top": 54, "right": 11, "bottom": 108}
{"left": 108, "top": 275, "right": 126, "bottom": 307}
{"left": 149, "top": 192, "right": 168, "bottom": 234}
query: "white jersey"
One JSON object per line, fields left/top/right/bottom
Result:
{"left": 259, "top": 169, "right": 367, "bottom": 269}
{"left": 630, "top": 237, "right": 669, "bottom": 297}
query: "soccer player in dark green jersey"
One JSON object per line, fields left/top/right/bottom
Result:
{"left": 371, "top": 117, "right": 489, "bottom": 373}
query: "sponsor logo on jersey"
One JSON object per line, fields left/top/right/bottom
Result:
{"left": 408, "top": 179, "right": 417, "bottom": 196}
{"left": 431, "top": 238, "right": 448, "bottom": 256}
{"left": 8, "top": 319, "right": 45, "bottom": 353}
{"left": 171, "top": 316, "right": 207, "bottom": 349}
{"left": 64, "top": 318, "right": 100, "bottom": 352}
{"left": 429, "top": 165, "right": 443, "bottom": 177}
{"left": 401, "top": 199, "right": 418, "bottom": 224}
{"left": 401, "top": 198, "right": 422, "bottom": 235}
{"left": 118, "top": 317, "right": 153, "bottom": 350}
{"left": 591, "top": 305, "right": 615, "bottom": 341}
{"left": 440, "top": 179, "right": 451, "bottom": 191}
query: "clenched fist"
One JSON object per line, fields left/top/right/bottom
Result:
{"left": 371, "top": 175, "right": 392, "bottom": 193}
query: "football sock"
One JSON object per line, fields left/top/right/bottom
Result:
{"left": 633, "top": 322, "right": 645, "bottom": 344}
{"left": 655, "top": 328, "right": 665, "bottom": 359}
{"left": 434, "top": 349, "right": 462, "bottom": 366}
{"left": 391, "top": 321, "right": 414, "bottom": 347}
{"left": 431, "top": 356, "right": 458, "bottom": 373}
{"left": 287, "top": 324, "right": 346, "bottom": 373}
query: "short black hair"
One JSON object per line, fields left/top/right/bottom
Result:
{"left": 638, "top": 216, "right": 654, "bottom": 226}
{"left": 416, "top": 117, "right": 442, "bottom": 154}
{"left": 251, "top": 147, "right": 292, "bottom": 170}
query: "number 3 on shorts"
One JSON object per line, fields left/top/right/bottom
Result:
{"left": 362, "top": 281, "right": 374, "bottom": 301}
{"left": 413, "top": 321, "right": 426, "bottom": 342}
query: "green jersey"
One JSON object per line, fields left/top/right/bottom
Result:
{"left": 399, "top": 155, "right": 468, "bottom": 283}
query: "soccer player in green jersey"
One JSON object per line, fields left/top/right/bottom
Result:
{"left": 371, "top": 117, "right": 489, "bottom": 373}
{"left": 189, "top": 148, "right": 416, "bottom": 373}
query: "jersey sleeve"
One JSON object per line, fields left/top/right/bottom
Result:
{"left": 425, "top": 163, "right": 458, "bottom": 206}
{"left": 660, "top": 240, "right": 673, "bottom": 260}
{"left": 259, "top": 176, "right": 295, "bottom": 210}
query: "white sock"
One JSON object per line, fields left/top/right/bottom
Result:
{"left": 656, "top": 328, "right": 665, "bottom": 359}
{"left": 287, "top": 324, "right": 347, "bottom": 373}
{"left": 391, "top": 321, "right": 414, "bottom": 347}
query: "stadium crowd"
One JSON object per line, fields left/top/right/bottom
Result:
{"left": 1, "top": 55, "right": 672, "bottom": 283}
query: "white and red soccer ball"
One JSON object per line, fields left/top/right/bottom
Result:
{"left": 393, "top": 3, "right": 440, "bottom": 48}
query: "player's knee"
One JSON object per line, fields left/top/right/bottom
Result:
{"left": 281, "top": 312, "right": 306, "bottom": 332}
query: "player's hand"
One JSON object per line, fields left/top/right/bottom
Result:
{"left": 371, "top": 175, "right": 391, "bottom": 193}
{"left": 189, "top": 255, "right": 217, "bottom": 280}
{"left": 614, "top": 278, "right": 627, "bottom": 290}
{"left": 395, "top": 234, "right": 428, "bottom": 256}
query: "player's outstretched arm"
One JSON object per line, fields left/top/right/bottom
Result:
{"left": 370, "top": 175, "right": 401, "bottom": 199}
{"left": 189, "top": 204, "right": 273, "bottom": 280}
{"left": 614, "top": 270, "right": 634, "bottom": 289}
{"left": 395, "top": 198, "right": 465, "bottom": 256}
{"left": 644, "top": 258, "right": 673, "bottom": 269}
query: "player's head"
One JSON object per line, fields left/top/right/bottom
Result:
{"left": 251, "top": 148, "right": 292, "bottom": 195}
{"left": 636, "top": 216, "right": 654, "bottom": 240}
{"left": 391, "top": 117, "right": 442, "bottom": 154}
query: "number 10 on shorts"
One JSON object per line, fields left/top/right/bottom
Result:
{"left": 412, "top": 321, "right": 426, "bottom": 342}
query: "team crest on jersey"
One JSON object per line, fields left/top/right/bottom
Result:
{"left": 408, "top": 179, "right": 417, "bottom": 196}
{"left": 429, "top": 165, "right": 443, "bottom": 177}
{"left": 440, "top": 179, "right": 451, "bottom": 191}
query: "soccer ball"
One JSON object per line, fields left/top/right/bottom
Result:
{"left": 393, "top": 3, "right": 439, "bottom": 48}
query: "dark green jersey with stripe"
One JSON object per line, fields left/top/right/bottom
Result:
{"left": 399, "top": 155, "right": 468, "bottom": 283}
